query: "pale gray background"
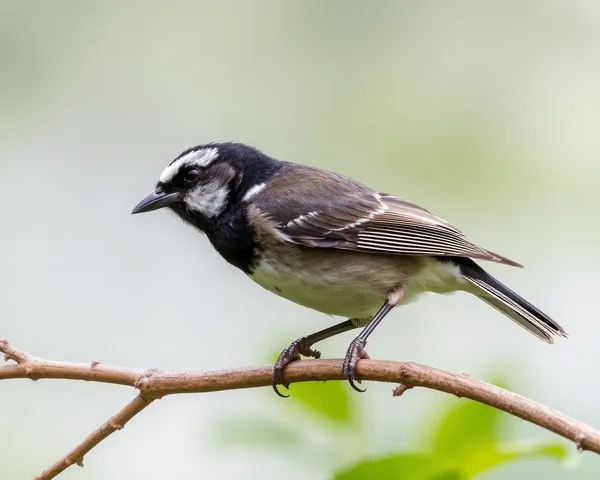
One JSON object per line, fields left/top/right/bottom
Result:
{"left": 1, "top": 1, "right": 599, "bottom": 479}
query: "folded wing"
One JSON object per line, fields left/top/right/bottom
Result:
{"left": 253, "top": 164, "right": 521, "bottom": 267}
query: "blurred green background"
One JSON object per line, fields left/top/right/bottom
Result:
{"left": 1, "top": 1, "right": 599, "bottom": 479}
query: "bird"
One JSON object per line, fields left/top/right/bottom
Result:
{"left": 131, "top": 142, "right": 568, "bottom": 396}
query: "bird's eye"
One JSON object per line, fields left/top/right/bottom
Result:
{"left": 184, "top": 168, "right": 200, "bottom": 184}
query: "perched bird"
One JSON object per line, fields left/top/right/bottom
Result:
{"left": 132, "top": 142, "right": 567, "bottom": 396}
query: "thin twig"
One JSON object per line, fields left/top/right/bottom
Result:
{"left": 0, "top": 339, "right": 598, "bottom": 480}
{"left": 392, "top": 383, "right": 414, "bottom": 397}
{"left": 31, "top": 394, "right": 153, "bottom": 480}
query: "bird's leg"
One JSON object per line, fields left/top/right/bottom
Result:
{"left": 273, "top": 319, "right": 358, "bottom": 397}
{"left": 343, "top": 288, "right": 404, "bottom": 392}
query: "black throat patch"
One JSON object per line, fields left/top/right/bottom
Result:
{"left": 206, "top": 205, "right": 258, "bottom": 273}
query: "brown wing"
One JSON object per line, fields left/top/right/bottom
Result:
{"left": 253, "top": 163, "right": 522, "bottom": 267}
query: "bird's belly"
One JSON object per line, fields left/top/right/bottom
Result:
{"left": 249, "top": 248, "right": 422, "bottom": 319}
{"left": 250, "top": 263, "right": 385, "bottom": 318}
{"left": 249, "top": 250, "right": 468, "bottom": 319}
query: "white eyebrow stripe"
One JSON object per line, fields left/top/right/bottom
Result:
{"left": 159, "top": 148, "right": 219, "bottom": 183}
{"left": 242, "top": 182, "right": 266, "bottom": 202}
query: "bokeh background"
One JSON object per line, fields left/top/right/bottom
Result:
{"left": 1, "top": 1, "right": 599, "bottom": 478}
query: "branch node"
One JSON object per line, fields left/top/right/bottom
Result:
{"left": 76, "top": 458, "right": 84, "bottom": 468}
{"left": 134, "top": 368, "right": 161, "bottom": 391}
{"left": 398, "top": 363, "right": 412, "bottom": 380}
{"left": 392, "top": 384, "right": 414, "bottom": 397}
{"left": 90, "top": 360, "right": 100, "bottom": 367}
{"left": 0, "top": 339, "right": 32, "bottom": 364}
{"left": 575, "top": 432, "right": 587, "bottom": 452}
{"left": 109, "top": 420, "right": 124, "bottom": 430}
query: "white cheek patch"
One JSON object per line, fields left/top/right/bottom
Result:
{"left": 185, "top": 181, "right": 229, "bottom": 217}
{"left": 160, "top": 148, "right": 219, "bottom": 183}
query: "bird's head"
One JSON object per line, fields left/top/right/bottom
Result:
{"left": 131, "top": 142, "right": 279, "bottom": 231}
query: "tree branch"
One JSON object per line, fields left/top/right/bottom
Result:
{"left": 1, "top": 339, "right": 597, "bottom": 480}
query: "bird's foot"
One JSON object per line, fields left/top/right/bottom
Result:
{"left": 342, "top": 338, "right": 370, "bottom": 392}
{"left": 272, "top": 338, "right": 321, "bottom": 397}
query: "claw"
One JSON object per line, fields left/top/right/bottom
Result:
{"left": 272, "top": 383, "right": 290, "bottom": 398}
{"left": 272, "top": 338, "right": 321, "bottom": 397}
{"left": 348, "top": 376, "right": 367, "bottom": 393}
{"left": 272, "top": 364, "right": 291, "bottom": 397}
{"left": 342, "top": 338, "right": 370, "bottom": 393}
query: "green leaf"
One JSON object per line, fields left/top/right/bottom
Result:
{"left": 334, "top": 453, "right": 459, "bottom": 480}
{"left": 430, "top": 390, "right": 570, "bottom": 477}
{"left": 428, "top": 377, "right": 511, "bottom": 454}
{"left": 432, "top": 398, "right": 501, "bottom": 457}
{"left": 269, "top": 348, "right": 355, "bottom": 424}
{"left": 512, "top": 441, "right": 569, "bottom": 459}
{"left": 333, "top": 441, "right": 568, "bottom": 480}
{"left": 490, "top": 440, "right": 570, "bottom": 467}
{"left": 456, "top": 440, "right": 568, "bottom": 478}
{"left": 212, "top": 417, "right": 301, "bottom": 449}
{"left": 431, "top": 473, "right": 462, "bottom": 480}
{"left": 287, "top": 379, "right": 354, "bottom": 424}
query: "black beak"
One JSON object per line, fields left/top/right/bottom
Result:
{"left": 131, "top": 190, "right": 182, "bottom": 215}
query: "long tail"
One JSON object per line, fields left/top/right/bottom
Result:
{"left": 456, "top": 258, "right": 568, "bottom": 343}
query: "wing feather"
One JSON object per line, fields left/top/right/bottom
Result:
{"left": 252, "top": 164, "right": 522, "bottom": 267}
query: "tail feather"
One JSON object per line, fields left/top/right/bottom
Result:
{"left": 456, "top": 258, "right": 567, "bottom": 343}
{"left": 484, "top": 249, "right": 524, "bottom": 268}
